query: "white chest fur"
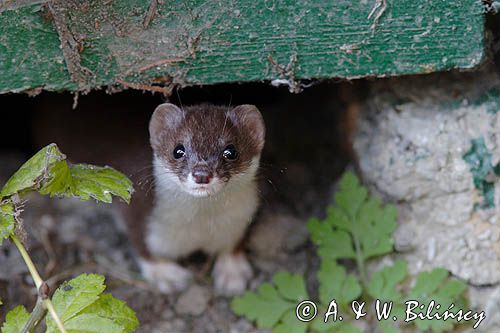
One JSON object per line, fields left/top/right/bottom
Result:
{"left": 146, "top": 155, "right": 260, "bottom": 259}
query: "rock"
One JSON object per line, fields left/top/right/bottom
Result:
{"left": 249, "top": 212, "right": 308, "bottom": 258}
{"left": 466, "top": 285, "right": 500, "bottom": 332}
{"left": 354, "top": 68, "right": 500, "bottom": 286}
{"left": 175, "top": 284, "right": 211, "bottom": 316}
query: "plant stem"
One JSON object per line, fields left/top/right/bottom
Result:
{"left": 21, "top": 298, "right": 46, "bottom": 333}
{"left": 352, "top": 225, "right": 368, "bottom": 287}
{"left": 44, "top": 300, "right": 66, "bottom": 332}
{"left": 11, "top": 235, "right": 43, "bottom": 288}
{"left": 11, "top": 235, "right": 68, "bottom": 333}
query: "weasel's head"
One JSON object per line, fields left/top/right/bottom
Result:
{"left": 149, "top": 103, "right": 265, "bottom": 197}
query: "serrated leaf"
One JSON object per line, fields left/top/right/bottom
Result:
{"left": 1, "top": 305, "right": 30, "bottom": 333}
{"left": 0, "top": 201, "right": 15, "bottom": 246}
{"left": 367, "top": 261, "right": 408, "bottom": 333}
{"left": 63, "top": 313, "right": 124, "bottom": 333}
{"left": 68, "top": 164, "right": 133, "bottom": 204}
{"left": 408, "top": 268, "right": 467, "bottom": 333}
{"left": 273, "top": 272, "right": 308, "bottom": 302}
{"left": 409, "top": 268, "right": 448, "bottom": 299}
{"left": 47, "top": 274, "right": 106, "bottom": 332}
{"left": 334, "top": 172, "right": 368, "bottom": 222}
{"left": 232, "top": 273, "right": 309, "bottom": 330}
{"left": 0, "top": 144, "right": 66, "bottom": 199}
{"left": 307, "top": 218, "right": 356, "bottom": 260}
{"left": 39, "top": 159, "right": 74, "bottom": 197}
{"left": 310, "top": 311, "right": 343, "bottom": 332}
{"left": 273, "top": 311, "right": 308, "bottom": 333}
{"left": 308, "top": 172, "right": 397, "bottom": 262}
{"left": 232, "top": 283, "right": 295, "bottom": 328}
{"left": 82, "top": 294, "right": 139, "bottom": 333}
{"left": 368, "top": 261, "right": 407, "bottom": 301}
{"left": 357, "top": 198, "right": 397, "bottom": 259}
{"left": 318, "top": 260, "right": 361, "bottom": 307}
{"left": 311, "top": 319, "right": 364, "bottom": 333}
{"left": 0, "top": 144, "right": 133, "bottom": 205}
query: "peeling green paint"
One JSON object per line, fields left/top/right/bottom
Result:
{"left": 0, "top": 0, "right": 486, "bottom": 93}
{"left": 463, "top": 137, "right": 498, "bottom": 209}
{"left": 471, "top": 88, "right": 500, "bottom": 114}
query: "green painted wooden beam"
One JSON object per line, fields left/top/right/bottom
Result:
{"left": 0, "top": 0, "right": 486, "bottom": 94}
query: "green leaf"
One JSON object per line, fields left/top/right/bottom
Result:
{"left": 47, "top": 274, "right": 139, "bottom": 333}
{"left": 47, "top": 274, "right": 106, "bottom": 331}
{"left": 408, "top": 268, "right": 467, "bottom": 333}
{"left": 367, "top": 261, "right": 407, "bottom": 301}
{"left": 357, "top": 198, "right": 397, "bottom": 260}
{"left": 1, "top": 305, "right": 30, "bottom": 333}
{"left": 273, "top": 272, "right": 308, "bottom": 302}
{"left": 68, "top": 164, "right": 133, "bottom": 204}
{"left": 39, "top": 159, "right": 74, "bottom": 197}
{"left": 378, "top": 321, "right": 399, "bottom": 333}
{"left": 0, "top": 201, "right": 15, "bottom": 246}
{"left": 337, "top": 324, "right": 363, "bottom": 333}
{"left": 334, "top": 172, "right": 368, "bottom": 223}
{"left": 318, "top": 259, "right": 361, "bottom": 307}
{"left": 367, "top": 261, "right": 408, "bottom": 333}
{"left": 0, "top": 144, "right": 133, "bottom": 204}
{"left": 232, "top": 273, "right": 308, "bottom": 330}
{"left": 63, "top": 313, "right": 124, "bottom": 333}
{"left": 311, "top": 318, "right": 363, "bottom": 333}
{"left": 81, "top": 294, "right": 139, "bottom": 333}
{"left": 0, "top": 144, "right": 66, "bottom": 199}
{"left": 308, "top": 172, "right": 397, "bottom": 262}
{"left": 307, "top": 218, "right": 356, "bottom": 260}
{"left": 232, "top": 283, "right": 294, "bottom": 328}
{"left": 273, "top": 311, "right": 308, "bottom": 333}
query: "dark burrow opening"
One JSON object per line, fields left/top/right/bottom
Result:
{"left": 0, "top": 80, "right": 360, "bottom": 327}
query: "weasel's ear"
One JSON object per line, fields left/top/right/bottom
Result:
{"left": 149, "top": 103, "right": 184, "bottom": 149}
{"left": 229, "top": 104, "right": 265, "bottom": 151}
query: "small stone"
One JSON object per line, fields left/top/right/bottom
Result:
{"left": 249, "top": 212, "right": 308, "bottom": 258}
{"left": 175, "top": 284, "right": 211, "bottom": 316}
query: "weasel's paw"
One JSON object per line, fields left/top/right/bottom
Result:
{"left": 213, "top": 253, "right": 253, "bottom": 296}
{"left": 139, "top": 259, "right": 192, "bottom": 294}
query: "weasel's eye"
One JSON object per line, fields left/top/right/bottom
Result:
{"left": 173, "top": 144, "right": 186, "bottom": 159}
{"left": 223, "top": 144, "right": 238, "bottom": 160}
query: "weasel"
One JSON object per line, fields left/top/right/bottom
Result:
{"left": 137, "top": 103, "right": 265, "bottom": 295}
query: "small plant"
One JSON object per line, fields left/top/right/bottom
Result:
{"left": 0, "top": 144, "right": 138, "bottom": 333}
{"left": 232, "top": 172, "right": 469, "bottom": 333}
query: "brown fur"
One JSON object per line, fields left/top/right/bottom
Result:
{"left": 150, "top": 103, "right": 265, "bottom": 186}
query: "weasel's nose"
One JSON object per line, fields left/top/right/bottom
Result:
{"left": 192, "top": 169, "right": 213, "bottom": 184}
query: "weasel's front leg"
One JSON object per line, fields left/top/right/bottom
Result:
{"left": 213, "top": 251, "right": 253, "bottom": 295}
{"left": 141, "top": 215, "right": 200, "bottom": 294}
{"left": 139, "top": 258, "right": 192, "bottom": 294}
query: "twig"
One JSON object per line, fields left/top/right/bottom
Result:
{"left": 267, "top": 54, "right": 303, "bottom": 93}
{"left": 11, "top": 235, "right": 67, "bottom": 333}
{"left": 116, "top": 79, "right": 174, "bottom": 95}
{"left": 142, "top": 0, "right": 158, "bottom": 28}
